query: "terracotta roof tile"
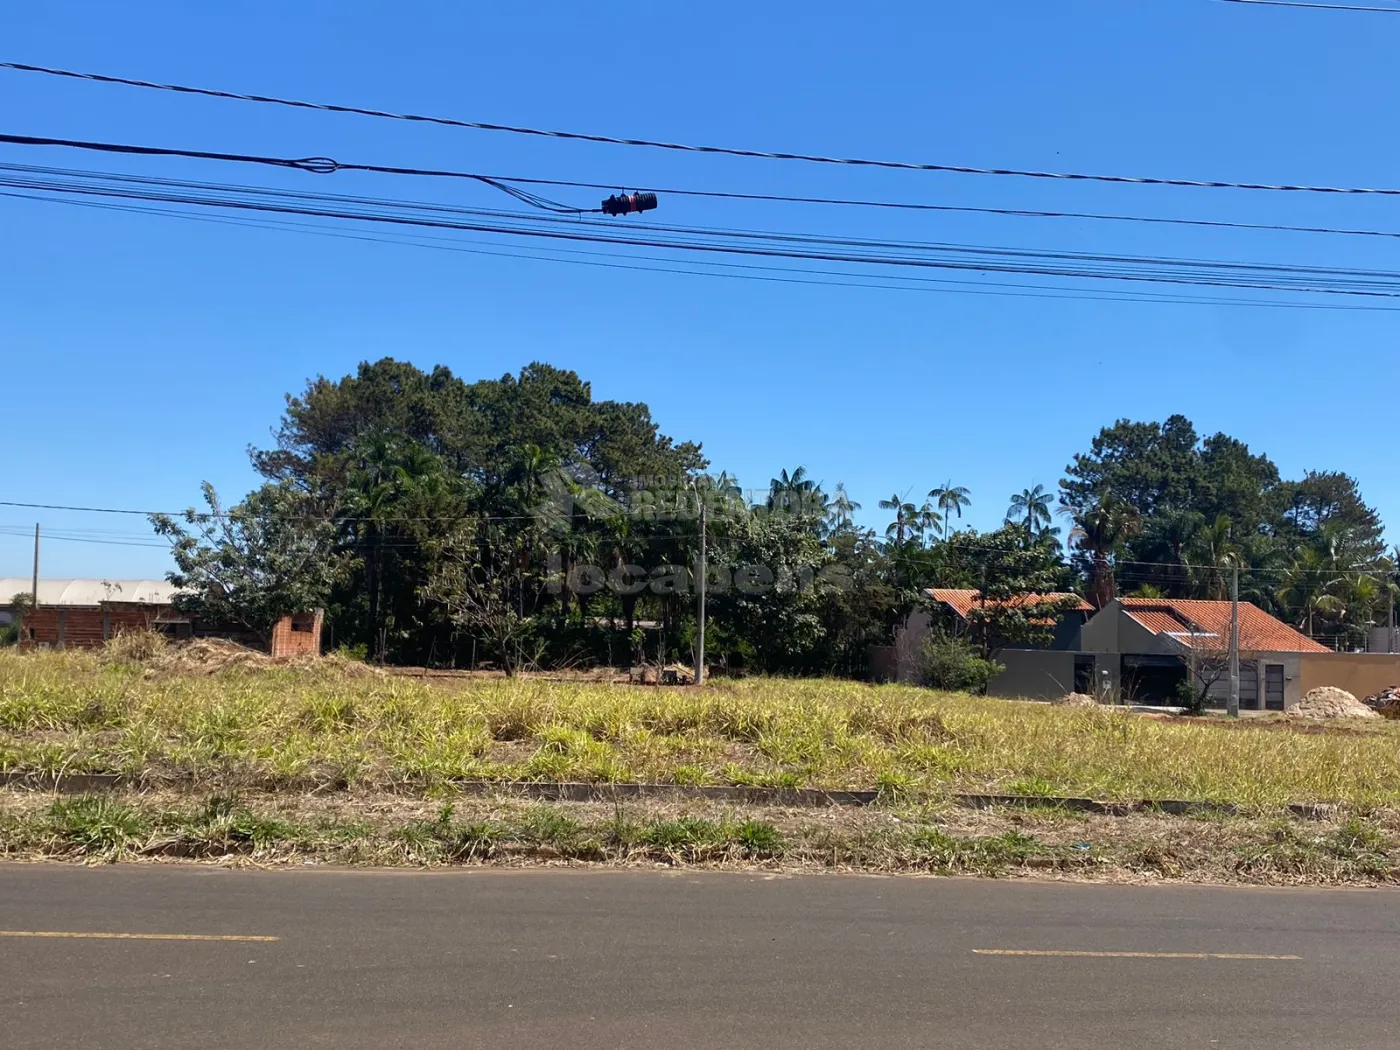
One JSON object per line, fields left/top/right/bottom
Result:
{"left": 1118, "top": 598, "right": 1328, "bottom": 653}
{"left": 926, "top": 589, "right": 1092, "bottom": 621}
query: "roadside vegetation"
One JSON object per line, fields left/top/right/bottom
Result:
{"left": 4, "top": 788, "right": 1398, "bottom": 886}
{"left": 4, "top": 646, "right": 1400, "bottom": 808}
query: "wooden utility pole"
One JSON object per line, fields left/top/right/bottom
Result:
{"left": 1228, "top": 562, "right": 1240, "bottom": 718}
{"left": 694, "top": 498, "right": 706, "bottom": 686}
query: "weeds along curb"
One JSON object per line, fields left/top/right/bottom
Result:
{"left": 0, "top": 771, "right": 1339, "bottom": 819}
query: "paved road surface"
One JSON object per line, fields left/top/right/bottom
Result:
{"left": 2, "top": 863, "right": 1397, "bottom": 1049}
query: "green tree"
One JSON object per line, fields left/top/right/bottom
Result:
{"left": 1060, "top": 415, "right": 1201, "bottom": 519}
{"left": 1006, "top": 484, "right": 1053, "bottom": 534}
{"left": 1187, "top": 514, "right": 1240, "bottom": 601}
{"left": 960, "top": 522, "right": 1078, "bottom": 655}
{"left": 879, "top": 493, "right": 918, "bottom": 546}
{"left": 151, "top": 482, "right": 343, "bottom": 647}
{"left": 826, "top": 482, "right": 861, "bottom": 535}
{"left": 1066, "top": 496, "right": 1141, "bottom": 610}
{"left": 928, "top": 481, "right": 972, "bottom": 538}
{"left": 1276, "top": 542, "right": 1345, "bottom": 642}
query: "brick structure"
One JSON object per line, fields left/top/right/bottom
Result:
{"left": 4, "top": 577, "right": 321, "bottom": 658}
{"left": 268, "top": 610, "right": 324, "bottom": 658}
{"left": 19, "top": 601, "right": 183, "bottom": 649}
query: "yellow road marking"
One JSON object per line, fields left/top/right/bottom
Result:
{"left": 974, "top": 949, "right": 1299, "bottom": 960}
{"left": 0, "top": 930, "right": 278, "bottom": 943}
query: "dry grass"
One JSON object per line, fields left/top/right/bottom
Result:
{"left": 3, "top": 787, "right": 1397, "bottom": 885}
{"left": 4, "top": 645, "right": 1400, "bottom": 806}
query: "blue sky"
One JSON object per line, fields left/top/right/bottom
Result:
{"left": 3, "top": 0, "right": 1398, "bottom": 578}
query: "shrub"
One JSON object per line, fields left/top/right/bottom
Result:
{"left": 918, "top": 633, "right": 1004, "bottom": 694}
{"left": 1175, "top": 677, "right": 1208, "bottom": 717}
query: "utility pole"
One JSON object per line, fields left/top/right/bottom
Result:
{"left": 694, "top": 497, "right": 706, "bottom": 687}
{"left": 31, "top": 523, "right": 39, "bottom": 610}
{"left": 1228, "top": 561, "right": 1240, "bottom": 718}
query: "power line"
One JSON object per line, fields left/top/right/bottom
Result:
{"left": 6, "top": 61, "right": 1400, "bottom": 196}
{"left": 0, "top": 134, "right": 596, "bottom": 213}
{"left": 1215, "top": 0, "right": 1400, "bottom": 11}
{"left": 8, "top": 163, "right": 1400, "bottom": 301}
{"left": 14, "top": 132, "right": 1400, "bottom": 245}
{"left": 508, "top": 178, "right": 1400, "bottom": 244}
{"left": 21, "top": 189, "right": 1362, "bottom": 312}
{"left": 2, "top": 501, "right": 1393, "bottom": 578}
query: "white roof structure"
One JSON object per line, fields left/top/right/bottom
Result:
{"left": 0, "top": 578, "right": 178, "bottom": 607}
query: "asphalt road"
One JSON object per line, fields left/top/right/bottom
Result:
{"left": 2, "top": 864, "right": 1398, "bottom": 1049}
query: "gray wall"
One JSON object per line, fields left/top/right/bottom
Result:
{"left": 987, "top": 650, "right": 1075, "bottom": 700}
{"left": 1078, "top": 600, "right": 1121, "bottom": 653}
{"left": 1081, "top": 600, "right": 1178, "bottom": 657}
{"left": 1368, "top": 627, "right": 1400, "bottom": 654}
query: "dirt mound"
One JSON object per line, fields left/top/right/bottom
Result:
{"left": 1291, "top": 686, "right": 1379, "bottom": 720}
{"left": 159, "top": 638, "right": 273, "bottom": 675}
{"left": 1053, "top": 692, "right": 1099, "bottom": 708}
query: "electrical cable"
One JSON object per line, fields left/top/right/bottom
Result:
{"left": 0, "top": 133, "right": 595, "bottom": 213}
{"left": 1, "top": 501, "right": 1392, "bottom": 579}
{"left": 15, "top": 132, "right": 1400, "bottom": 245}
{"left": 7, "top": 163, "right": 1400, "bottom": 300}
{"left": 19, "top": 189, "right": 1364, "bottom": 311}
{"left": 13, "top": 155, "right": 1400, "bottom": 284}
{"left": 1214, "top": 0, "right": 1400, "bottom": 11}
{"left": 6, "top": 61, "right": 1400, "bottom": 195}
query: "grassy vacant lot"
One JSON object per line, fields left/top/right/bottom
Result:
{"left": 3, "top": 645, "right": 1399, "bottom": 807}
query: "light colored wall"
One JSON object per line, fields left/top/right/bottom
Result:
{"left": 1299, "top": 653, "right": 1400, "bottom": 701}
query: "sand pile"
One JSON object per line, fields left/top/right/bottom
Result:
{"left": 1291, "top": 686, "right": 1379, "bottom": 719}
{"left": 1053, "top": 692, "right": 1100, "bottom": 708}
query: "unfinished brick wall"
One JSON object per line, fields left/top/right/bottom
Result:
{"left": 19, "top": 603, "right": 166, "bottom": 650}
{"left": 269, "top": 610, "right": 324, "bottom": 659}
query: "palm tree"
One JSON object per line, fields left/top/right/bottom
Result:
{"left": 929, "top": 481, "right": 972, "bottom": 538}
{"left": 879, "top": 493, "right": 918, "bottom": 545}
{"left": 1144, "top": 508, "right": 1205, "bottom": 597}
{"left": 915, "top": 501, "right": 942, "bottom": 544}
{"left": 349, "top": 436, "right": 460, "bottom": 661}
{"left": 1068, "top": 495, "right": 1141, "bottom": 610}
{"left": 1188, "top": 514, "right": 1240, "bottom": 601}
{"left": 768, "top": 466, "right": 818, "bottom": 517}
{"left": 1276, "top": 541, "right": 1346, "bottom": 640}
{"left": 827, "top": 482, "right": 861, "bottom": 533}
{"left": 1006, "top": 484, "right": 1052, "bottom": 534}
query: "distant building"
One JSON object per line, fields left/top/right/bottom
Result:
{"left": 1080, "top": 598, "right": 1329, "bottom": 709}
{"left": 873, "top": 589, "right": 1398, "bottom": 709}
{"left": 874, "top": 588, "right": 1091, "bottom": 686}
{"left": 0, "top": 578, "right": 323, "bottom": 658}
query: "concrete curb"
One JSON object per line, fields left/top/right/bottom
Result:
{"left": 0, "top": 771, "right": 1339, "bottom": 819}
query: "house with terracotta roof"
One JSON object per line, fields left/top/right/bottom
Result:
{"left": 878, "top": 588, "right": 1095, "bottom": 693}
{"left": 923, "top": 588, "right": 1094, "bottom": 650}
{"left": 876, "top": 588, "right": 1349, "bottom": 708}
{"left": 1080, "top": 597, "right": 1328, "bottom": 709}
